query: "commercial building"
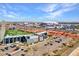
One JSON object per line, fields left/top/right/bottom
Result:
{"left": 2, "top": 31, "right": 47, "bottom": 44}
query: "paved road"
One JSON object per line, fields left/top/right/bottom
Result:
{"left": 69, "top": 47, "right": 79, "bottom": 56}
{"left": 61, "top": 42, "right": 79, "bottom": 56}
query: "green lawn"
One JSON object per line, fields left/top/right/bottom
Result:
{"left": 75, "top": 25, "right": 79, "bottom": 29}
{"left": 5, "top": 29, "right": 33, "bottom": 36}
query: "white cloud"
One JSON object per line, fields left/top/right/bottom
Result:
{"left": 9, "top": 11, "right": 17, "bottom": 16}
{"left": 0, "top": 4, "right": 19, "bottom": 18}
{"left": 50, "top": 10, "right": 62, "bottom": 18}
{"left": 6, "top": 14, "right": 16, "bottom": 18}
{"left": 61, "top": 3, "right": 77, "bottom": 8}
{"left": 0, "top": 9, "right": 18, "bottom": 18}
{"left": 42, "top": 4, "right": 58, "bottom": 12}
{"left": 43, "top": 3, "right": 77, "bottom": 18}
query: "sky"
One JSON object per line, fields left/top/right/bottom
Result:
{"left": 0, "top": 3, "right": 79, "bottom": 22}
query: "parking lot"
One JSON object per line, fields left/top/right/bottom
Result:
{"left": 0, "top": 36, "right": 73, "bottom": 56}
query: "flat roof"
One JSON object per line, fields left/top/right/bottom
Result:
{"left": 5, "top": 34, "right": 35, "bottom": 38}
{"left": 35, "top": 31, "right": 47, "bottom": 35}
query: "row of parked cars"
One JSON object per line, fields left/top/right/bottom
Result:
{"left": 0, "top": 44, "right": 26, "bottom": 56}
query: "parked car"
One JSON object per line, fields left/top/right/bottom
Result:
{"left": 21, "top": 54, "right": 25, "bottom": 56}
{"left": 21, "top": 49, "right": 24, "bottom": 51}
{"left": 62, "top": 43, "right": 66, "bottom": 46}
{"left": 0, "top": 49, "right": 5, "bottom": 51}
{"left": 13, "top": 47, "right": 20, "bottom": 51}
{"left": 6, "top": 53, "right": 11, "bottom": 56}
{"left": 10, "top": 45, "right": 16, "bottom": 48}
{"left": 4, "top": 47, "right": 8, "bottom": 50}
{"left": 24, "top": 49, "right": 28, "bottom": 52}
{"left": 59, "top": 39, "right": 62, "bottom": 41}
{"left": 50, "top": 43, "right": 53, "bottom": 46}
{"left": 55, "top": 40, "right": 60, "bottom": 43}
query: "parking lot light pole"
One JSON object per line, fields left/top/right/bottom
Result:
{"left": 9, "top": 38, "right": 10, "bottom": 44}
{"left": 3, "top": 39, "right": 5, "bottom": 45}
{"left": 13, "top": 38, "right": 14, "bottom": 44}
{"left": 19, "top": 37, "right": 21, "bottom": 43}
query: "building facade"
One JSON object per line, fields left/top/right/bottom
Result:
{"left": 2, "top": 32, "right": 47, "bottom": 44}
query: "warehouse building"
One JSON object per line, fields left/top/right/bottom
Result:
{"left": 2, "top": 31, "right": 47, "bottom": 44}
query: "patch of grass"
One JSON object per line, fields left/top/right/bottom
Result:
{"left": 5, "top": 29, "right": 33, "bottom": 36}
{"left": 75, "top": 25, "right": 79, "bottom": 29}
